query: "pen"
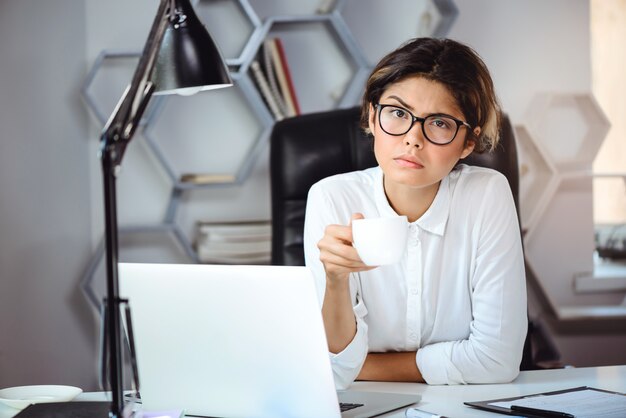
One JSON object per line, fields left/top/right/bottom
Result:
{"left": 405, "top": 406, "right": 448, "bottom": 418}
{"left": 510, "top": 405, "right": 575, "bottom": 418}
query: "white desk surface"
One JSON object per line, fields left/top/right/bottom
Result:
{"left": 356, "top": 365, "right": 626, "bottom": 417}
{"left": 1, "top": 365, "right": 624, "bottom": 417}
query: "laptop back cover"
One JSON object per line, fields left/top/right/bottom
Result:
{"left": 119, "top": 262, "right": 340, "bottom": 418}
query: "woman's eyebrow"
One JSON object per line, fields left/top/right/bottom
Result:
{"left": 385, "top": 95, "right": 414, "bottom": 111}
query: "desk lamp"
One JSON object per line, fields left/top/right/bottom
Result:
{"left": 99, "top": 0, "right": 231, "bottom": 417}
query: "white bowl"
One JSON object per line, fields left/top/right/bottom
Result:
{"left": 0, "top": 385, "right": 82, "bottom": 410}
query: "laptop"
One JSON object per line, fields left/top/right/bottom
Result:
{"left": 119, "top": 262, "right": 420, "bottom": 418}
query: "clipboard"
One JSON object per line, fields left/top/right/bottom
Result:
{"left": 464, "top": 386, "right": 625, "bottom": 417}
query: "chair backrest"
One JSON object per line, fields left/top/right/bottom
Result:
{"left": 270, "top": 106, "right": 519, "bottom": 266}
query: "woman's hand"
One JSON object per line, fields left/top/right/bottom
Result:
{"left": 319, "top": 213, "right": 373, "bottom": 353}
{"left": 317, "top": 213, "right": 374, "bottom": 283}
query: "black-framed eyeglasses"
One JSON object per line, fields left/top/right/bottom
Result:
{"left": 375, "top": 103, "right": 472, "bottom": 145}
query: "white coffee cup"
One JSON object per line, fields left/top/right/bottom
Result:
{"left": 352, "top": 216, "right": 409, "bottom": 266}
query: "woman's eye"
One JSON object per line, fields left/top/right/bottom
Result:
{"left": 391, "top": 108, "right": 407, "bottom": 118}
{"left": 431, "top": 118, "right": 452, "bottom": 130}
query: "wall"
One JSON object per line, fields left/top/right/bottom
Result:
{"left": 453, "top": 0, "right": 626, "bottom": 367}
{"left": 0, "top": 0, "right": 623, "bottom": 391}
{"left": 0, "top": 0, "right": 97, "bottom": 389}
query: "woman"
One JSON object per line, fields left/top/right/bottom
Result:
{"left": 303, "top": 38, "right": 527, "bottom": 389}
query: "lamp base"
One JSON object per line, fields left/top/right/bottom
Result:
{"left": 13, "top": 402, "right": 112, "bottom": 417}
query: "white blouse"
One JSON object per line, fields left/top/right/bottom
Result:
{"left": 303, "top": 164, "right": 527, "bottom": 388}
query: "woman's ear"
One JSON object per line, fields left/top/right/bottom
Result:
{"left": 460, "top": 139, "right": 475, "bottom": 159}
{"left": 368, "top": 103, "right": 376, "bottom": 134}
{"left": 460, "top": 127, "right": 479, "bottom": 159}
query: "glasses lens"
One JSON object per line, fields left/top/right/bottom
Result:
{"left": 423, "top": 115, "right": 458, "bottom": 144}
{"left": 379, "top": 105, "right": 412, "bottom": 135}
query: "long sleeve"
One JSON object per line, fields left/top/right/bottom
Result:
{"left": 303, "top": 183, "right": 370, "bottom": 389}
{"left": 416, "top": 173, "right": 527, "bottom": 384}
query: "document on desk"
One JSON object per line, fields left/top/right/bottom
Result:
{"left": 465, "top": 386, "right": 626, "bottom": 418}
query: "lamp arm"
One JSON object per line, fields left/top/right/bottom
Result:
{"left": 100, "top": 0, "right": 170, "bottom": 163}
{"left": 98, "top": 1, "right": 172, "bottom": 417}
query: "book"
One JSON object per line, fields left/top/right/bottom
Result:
{"left": 262, "top": 38, "right": 288, "bottom": 117}
{"left": 269, "top": 37, "right": 300, "bottom": 116}
{"left": 250, "top": 60, "right": 284, "bottom": 120}
{"left": 316, "top": 0, "right": 335, "bottom": 14}
{"left": 180, "top": 173, "right": 236, "bottom": 184}
{"left": 266, "top": 38, "right": 295, "bottom": 117}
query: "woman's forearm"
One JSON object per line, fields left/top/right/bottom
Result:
{"left": 357, "top": 352, "right": 424, "bottom": 382}
{"left": 321, "top": 278, "right": 357, "bottom": 353}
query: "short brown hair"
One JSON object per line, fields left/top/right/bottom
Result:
{"left": 361, "top": 38, "right": 501, "bottom": 153}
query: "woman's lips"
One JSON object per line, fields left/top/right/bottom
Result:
{"left": 394, "top": 156, "right": 424, "bottom": 169}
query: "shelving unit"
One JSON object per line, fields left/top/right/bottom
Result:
{"left": 248, "top": 0, "right": 337, "bottom": 20}
{"left": 80, "top": 0, "right": 460, "bottom": 311}
{"left": 337, "top": 0, "right": 459, "bottom": 67}
{"left": 523, "top": 92, "right": 610, "bottom": 173}
{"left": 239, "top": 14, "right": 368, "bottom": 115}
{"left": 143, "top": 74, "right": 272, "bottom": 188}
{"left": 81, "top": 50, "right": 164, "bottom": 127}
{"left": 515, "top": 124, "right": 559, "bottom": 240}
{"left": 195, "top": 0, "right": 262, "bottom": 67}
{"left": 80, "top": 224, "right": 196, "bottom": 310}
{"left": 115, "top": 135, "right": 173, "bottom": 226}
{"left": 519, "top": 91, "right": 622, "bottom": 320}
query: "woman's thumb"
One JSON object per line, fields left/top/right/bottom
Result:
{"left": 349, "top": 213, "right": 365, "bottom": 225}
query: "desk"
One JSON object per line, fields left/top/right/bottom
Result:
{"left": 362, "top": 365, "right": 626, "bottom": 417}
{"left": 1, "top": 365, "right": 624, "bottom": 417}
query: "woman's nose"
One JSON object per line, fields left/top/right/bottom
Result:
{"left": 404, "top": 122, "right": 425, "bottom": 149}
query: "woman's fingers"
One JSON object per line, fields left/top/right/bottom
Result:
{"left": 319, "top": 225, "right": 360, "bottom": 261}
{"left": 317, "top": 213, "right": 375, "bottom": 281}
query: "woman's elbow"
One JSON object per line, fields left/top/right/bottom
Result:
{"left": 466, "top": 352, "right": 522, "bottom": 384}
{"left": 488, "top": 362, "right": 520, "bottom": 383}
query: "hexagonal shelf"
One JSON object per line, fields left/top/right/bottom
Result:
{"left": 524, "top": 175, "right": 604, "bottom": 309}
{"left": 523, "top": 92, "right": 611, "bottom": 173}
{"left": 116, "top": 134, "right": 173, "bottom": 226}
{"left": 169, "top": 143, "right": 273, "bottom": 251}
{"left": 144, "top": 73, "right": 272, "bottom": 190}
{"left": 195, "top": 0, "right": 262, "bottom": 67}
{"left": 241, "top": 15, "right": 365, "bottom": 116}
{"left": 80, "top": 224, "right": 196, "bottom": 312}
{"left": 337, "top": 0, "right": 459, "bottom": 67}
{"left": 249, "top": 0, "right": 338, "bottom": 20}
{"left": 515, "top": 125, "right": 559, "bottom": 238}
{"left": 81, "top": 50, "right": 163, "bottom": 127}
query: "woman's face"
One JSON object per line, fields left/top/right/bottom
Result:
{"left": 369, "top": 75, "right": 476, "bottom": 197}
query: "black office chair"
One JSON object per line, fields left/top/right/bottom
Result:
{"left": 269, "top": 106, "right": 536, "bottom": 371}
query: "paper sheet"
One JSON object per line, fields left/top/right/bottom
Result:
{"left": 489, "top": 388, "right": 626, "bottom": 418}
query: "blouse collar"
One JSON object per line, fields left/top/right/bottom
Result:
{"left": 373, "top": 166, "right": 450, "bottom": 236}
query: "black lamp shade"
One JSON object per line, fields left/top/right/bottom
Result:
{"left": 151, "top": 0, "right": 232, "bottom": 95}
